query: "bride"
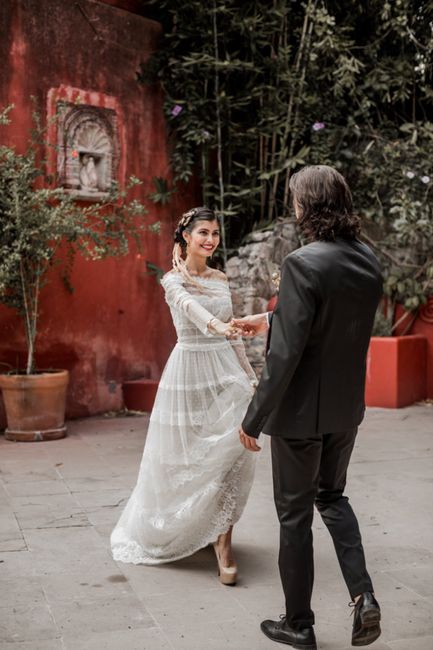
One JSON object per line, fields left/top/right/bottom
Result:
{"left": 111, "top": 206, "right": 257, "bottom": 584}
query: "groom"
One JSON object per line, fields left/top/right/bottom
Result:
{"left": 234, "top": 165, "right": 383, "bottom": 649}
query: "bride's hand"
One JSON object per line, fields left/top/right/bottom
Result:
{"left": 208, "top": 318, "right": 241, "bottom": 339}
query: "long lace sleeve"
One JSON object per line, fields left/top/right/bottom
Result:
{"left": 161, "top": 272, "right": 223, "bottom": 336}
{"left": 230, "top": 337, "right": 258, "bottom": 386}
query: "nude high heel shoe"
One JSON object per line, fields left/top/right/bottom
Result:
{"left": 212, "top": 542, "right": 238, "bottom": 586}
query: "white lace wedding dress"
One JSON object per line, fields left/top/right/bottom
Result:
{"left": 110, "top": 271, "right": 257, "bottom": 565}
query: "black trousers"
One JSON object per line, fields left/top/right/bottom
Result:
{"left": 271, "top": 429, "right": 373, "bottom": 630}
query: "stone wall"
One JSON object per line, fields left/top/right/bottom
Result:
{"left": 226, "top": 218, "right": 300, "bottom": 372}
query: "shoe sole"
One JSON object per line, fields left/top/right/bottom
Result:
{"left": 260, "top": 623, "right": 317, "bottom": 650}
{"left": 352, "top": 608, "right": 381, "bottom": 646}
{"left": 217, "top": 569, "right": 237, "bottom": 586}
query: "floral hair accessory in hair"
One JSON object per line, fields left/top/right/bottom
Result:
{"left": 180, "top": 208, "right": 197, "bottom": 226}
{"left": 173, "top": 209, "right": 198, "bottom": 244}
{"left": 171, "top": 207, "right": 206, "bottom": 291}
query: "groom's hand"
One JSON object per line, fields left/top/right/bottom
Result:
{"left": 239, "top": 427, "right": 261, "bottom": 452}
{"left": 231, "top": 313, "right": 269, "bottom": 338}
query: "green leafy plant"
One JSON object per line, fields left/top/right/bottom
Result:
{"left": 149, "top": 176, "right": 172, "bottom": 204}
{"left": 139, "top": 0, "right": 432, "bottom": 310}
{"left": 356, "top": 122, "right": 433, "bottom": 312}
{"left": 0, "top": 106, "right": 157, "bottom": 374}
{"left": 146, "top": 261, "right": 165, "bottom": 282}
{"left": 371, "top": 305, "right": 393, "bottom": 337}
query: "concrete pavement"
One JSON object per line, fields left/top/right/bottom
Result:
{"left": 0, "top": 405, "right": 432, "bottom": 649}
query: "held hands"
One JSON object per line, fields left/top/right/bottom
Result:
{"left": 231, "top": 312, "right": 269, "bottom": 338}
{"left": 209, "top": 312, "right": 269, "bottom": 339}
{"left": 239, "top": 427, "right": 261, "bottom": 452}
{"left": 207, "top": 318, "right": 242, "bottom": 339}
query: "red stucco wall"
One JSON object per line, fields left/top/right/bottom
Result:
{"left": 0, "top": 0, "right": 194, "bottom": 418}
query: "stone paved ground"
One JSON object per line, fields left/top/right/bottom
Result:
{"left": 0, "top": 405, "right": 432, "bottom": 650}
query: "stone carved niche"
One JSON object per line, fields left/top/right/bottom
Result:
{"left": 57, "top": 103, "right": 120, "bottom": 200}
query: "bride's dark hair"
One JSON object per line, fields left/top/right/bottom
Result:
{"left": 172, "top": 207, "right": 220, "bottom": 287}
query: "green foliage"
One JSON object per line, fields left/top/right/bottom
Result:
{"left": 340, "top": 118, "right": 433, "bottom": 310}
{"left": 0, "top": 108, "right": 155, "bottom": 374}
{"left": 371, "top": 307, "right": 393, "bottom": 337}
{"left": 149, "top": 177, "right": 172, "bottom": 204}
{"left": 146, "top": 261, "right": 165, "bottom": 282}
{"left": 139, "top": 0, "right": 433, "bottom": 306}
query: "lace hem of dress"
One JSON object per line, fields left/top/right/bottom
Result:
{"left": 111, "top": 454, "right": 254, "bottom": 566}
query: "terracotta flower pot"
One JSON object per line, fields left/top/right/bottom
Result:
{"left": 365, "top": 336, "right": 427, "bottom": 408}
{"left": 0, "top": 391, "right": 7, "bottom": 431}
{"left": 0, "top": 370, "right": 69, "bottom": 442}
{"left": 122, "top": 378, "right": 159, "bottom": 412}
{"left": 267, "top": 295, "right": 278, "bottom": 312}
{"left": 394, "top": 297, "right": 433, "bottom": 399}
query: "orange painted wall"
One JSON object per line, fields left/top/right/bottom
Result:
{"left": 0, "top": 0, "right": 194, "bottom": 418}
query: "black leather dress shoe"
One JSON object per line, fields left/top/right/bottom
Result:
{"left": 351, "top": 592, "right": 381, "bottom": 646}
{"left": 260, "top": 617, "right": 317, "bottom": 649}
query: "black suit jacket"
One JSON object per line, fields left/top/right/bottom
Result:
{"left": 242, "top": 237, "right": 383, "bottom": 439}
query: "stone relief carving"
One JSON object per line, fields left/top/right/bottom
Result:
{"left": 57, "top": 103, "right": 119, "bottom": 199}
{"left": 79, "top": 154, "right": 99, "bottom": 192}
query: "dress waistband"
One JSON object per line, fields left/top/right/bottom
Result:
{"left": 176, "top": 340, "right": 229, "bottom": 351}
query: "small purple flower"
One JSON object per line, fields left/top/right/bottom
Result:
{"left": 171, "top": 104, "right": 183, "bottom": 117}
{"left": 405, "top": 171, "right": 415, "bottom": 179}
{"left": 202, "top": 129, "right": 211, "bottom": 141}
{"left": 421, "top": 175, "right": 430, "bottom": 184}
{"left": 312, "top": 121, "right": 326, "bottom": 131}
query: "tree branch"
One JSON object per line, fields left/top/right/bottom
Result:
{"left": 362, "top": 232, "right": 420, "bottom": 269}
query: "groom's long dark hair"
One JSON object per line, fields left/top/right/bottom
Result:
{"left": 289, "top": 165, "right": 361, "bottom": 242}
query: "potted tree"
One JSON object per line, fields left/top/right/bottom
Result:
{"left": 0, "top": 106, "right": 156, "bottom": 441}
